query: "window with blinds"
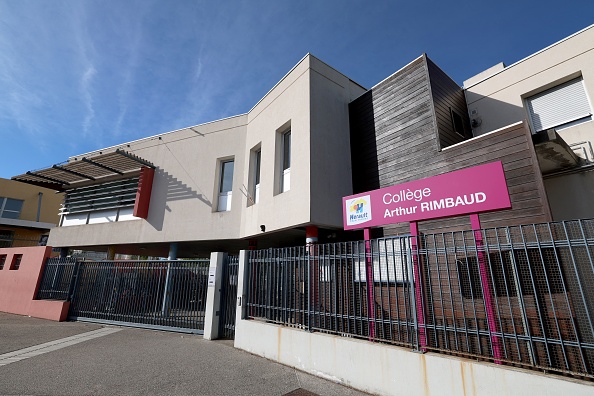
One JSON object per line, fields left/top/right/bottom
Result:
{"left": 526, "top": 78, "right": 592, "bottom": 133}
{"left": 60, "top": 178, "right": 140, "bottom": 226}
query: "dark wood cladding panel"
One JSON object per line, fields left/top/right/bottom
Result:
{"left": 426, "top": 57, "right": 471, "bottom": 149}
{"left": 350, "top": 57, "right": 437, "bottom": 194}
{"left": 382, "top": 123, "right": 551, "bottom": 235}
{"left": 349, "top": 54, "right": 550, "bottom": 237}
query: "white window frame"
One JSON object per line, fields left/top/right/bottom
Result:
{"left": 525, "top": 77, "right": 592, "bottom": 133}
{"left": 281, "top": 130, "right": 291, "bottom": 193}
{"left": 252, "top": 149, "right": 261, "bottom": 205}
{"left": 217, "top": 159, "right": 234, "bottom": 212}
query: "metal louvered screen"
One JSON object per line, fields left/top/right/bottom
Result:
{"left": 61, "top": 178, "right": 139, "bottom": 215}
{"left": 526, "top": 78, "right": 592, "bottom": 133}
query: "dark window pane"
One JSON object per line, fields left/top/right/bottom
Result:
{"left": 457, "top": 257, "right": 482, "bottom": 299}
{"left": 283, "top": 131, "right": 291, "bottom": 170}
{"left": 4, "top": 198, "right": 23, "bottom": 212}
{"left": 255, "top": 150, "right": 261, "bottom": 185}
{"left": 0, "top": 230, "right": 13, "bottom": 248}
{"left": 1, "top": 211, "right": 20, "bottom": 219}
{"left": 12, "top": 254, "right": 22, "bottom": 270}
{"left": 452, "top": 111, "right": 464, "bottom": 135}
{"left": 220, "top": 160, "right": 234, "bottom": 193}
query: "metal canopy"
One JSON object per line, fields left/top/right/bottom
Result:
{"left": 12, "top": 149, "right": 155, "bottom": 191}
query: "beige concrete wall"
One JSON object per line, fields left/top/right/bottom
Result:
{"left": 0, "top": 178, "right": 62, "bottom": 225}
{"left": 241, "top": 55, "right": 313, "bottom": 237}
{"left": 241, "top": 55, "right": 367, "bottom": 237}
{"left": 49, "top": 54, "right": 366, "bottom": 248}
{"left": 309, "top": 57, "right": 367, "bottom": 228}
{"left": 234, "top": 320, "right": 594, "bottom": 396}
{"left": 544, "top": 169, "right": 594, "bottom": 220}
{"left": 49, "top": 115, "right": 248, "bottom": 247}
{"left": 465, "top": 24, "right": 594, "bottom": 148}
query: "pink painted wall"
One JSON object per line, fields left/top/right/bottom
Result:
{"left": 0, "top": 246, "right": 69, "bottom": 321}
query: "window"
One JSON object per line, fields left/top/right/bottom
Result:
{"left": 457, "top": 248, "right": 565, "bottom": 299}
{"left": 450, "top": 108, "right": 469, "bottom": 138}
{"left": 217, "top": 159, "right": 234, "bottom": 212}
{"left": 10, "top": 254, "right": 22, "bottom": 270}
{"left": 354, "top": 238, "right": 409, "bottom": 283}
{"left": 0, "top": 255, "right": 6, "bottom": 270}
{"left": 38, "top": 235, "right": 49, "bottom": 246}
{"left": 253, "top": 149, "right": 261, "bottom": 204}
{"left": 0, "top": 197, "right": 24, "bottom": 219}
{"left": 526, "top": 77, "right": 592, "bottom": 133}
{"left": 60, "top": 178, "right": 140, "bottom": 227}
{"left": 281, "top": 130, "right": 291, "bottom": 193}
{"left": 0, "top": 230, "right": 14, "bottom": 248}
{"left": 457, "top": 257, "right": 483, "bottom": 299}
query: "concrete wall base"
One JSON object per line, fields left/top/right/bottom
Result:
{"left": 234, "top": 319, "right": 594, "bottom": 396}
{"left": 28, "top": 300, "right": 70, "bottom": 321}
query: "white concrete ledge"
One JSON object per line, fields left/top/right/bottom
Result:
{"left": 234, "top": 319, "right": 594, "bottom": 396}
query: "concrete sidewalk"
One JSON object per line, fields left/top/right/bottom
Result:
{"left": 0, "top": 313, "right": 368, "bottom": 395}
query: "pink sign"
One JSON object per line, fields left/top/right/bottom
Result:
{"left": 343, "top": 161, "right": 511, "bottom": 230}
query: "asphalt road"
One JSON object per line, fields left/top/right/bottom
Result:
{"left": 0, "top": 313, "right": 367, "bottom": 396}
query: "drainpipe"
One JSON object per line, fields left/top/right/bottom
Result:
{"left": 36, "top": 192, "right": 43, "bottom": 222}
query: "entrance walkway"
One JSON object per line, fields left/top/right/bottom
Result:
{"left": 0, "top": 313, "right": 367, "bottom": 396}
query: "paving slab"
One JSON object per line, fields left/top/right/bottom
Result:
{"left": 0, "top": 312, "right": 101, "bottom": 354}
{"left": 0, "top": 313, "right": 368, "bottom": 396}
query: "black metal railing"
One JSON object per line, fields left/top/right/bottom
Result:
{"left": 68, "top": 259, "right": 210, "bottom": 332}
{"left": 247, "top": 239, "right": 416, "bottom": 346}
{"left": 245, "top": 219, "right": 594, "bottom": 378}
{"left": 219, "top": 255, "right": 240, "bottom": 339}
{"left": 0, "top": 235, "right": 50, "bottom": 248}
{"left": 37, "top": 257, "right": 79, "bottom": 300}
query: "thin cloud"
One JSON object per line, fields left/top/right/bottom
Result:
{"left": 113, "top": 6, "right": 148, "bottom": 139}
{"left": 80, "top": 65, "right": 97, "bottom": 137}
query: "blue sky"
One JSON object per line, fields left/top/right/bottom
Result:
{"left": 1, "top": 0, "right": 592, "bottom": 178}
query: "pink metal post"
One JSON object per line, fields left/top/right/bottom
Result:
{"left": 410, "top": 221, "right": 427, "bottom": 350}
{"left": 364, "top": 228, "right": 376, "bottom": 341}
{"left": 470, "top": 214, "right": 503, "bottom": 364}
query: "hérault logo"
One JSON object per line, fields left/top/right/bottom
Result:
{"left": 346, "top": 195, "right": 372, "bottom": 226}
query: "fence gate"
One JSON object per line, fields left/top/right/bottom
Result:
{"left": 219, "top": 255, "right": 239, "bottom": 339}
{"left": 67, "top": 259, "right": 210, "bottom": 333}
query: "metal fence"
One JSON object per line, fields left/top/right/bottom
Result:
{"left": 219, "top": 255, "right": 240, "bottom": 339}
{"left": 37, "top": 257, "right": 79, "bottom": 300}
{"left": 68, "top": 259, "right": 210, "bottom": 332}
{"left": 246, "top": 239, "right": 416, "bottom": 347}
{"left": 0, "top": 235, "right": 49, "bottom": 248}
{"left": 245, "top": 219, "right": 594, "bottom": 378}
